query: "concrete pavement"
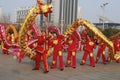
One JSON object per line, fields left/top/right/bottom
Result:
{"left": 0, "top": 49, "right": 120, "bottom": 80}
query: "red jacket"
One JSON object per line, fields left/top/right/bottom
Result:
{"left": 52, "top": 35, "right": 64, "bottom": 51}
{"left": 67, "top": 34, "right": 77, "bottom": 51}
{"left": 113, "top": 39, "right": 120, "bottom": 53}
{"left": 81, "top": 29, "right": 88, "bottom": 40}
{"left": 36, "top": 36, "right": 45, "bottom": 53}
{"left": 83, "top": 36, "right": 96, "bottom": 52}
{"left": 98, "top": 42, "right": 106, "bottom": 51}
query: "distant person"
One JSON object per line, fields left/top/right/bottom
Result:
{"left": 65, "top": 33, "right": 77, "bottom": 68}
{"left": 50, "top": 33, "right": 64, "bottom": 71}
{"left": 80, "top": 29, "right": 96, "bottom": 67}
{"left": 95, "top": 39, "right": 107, "bottom": 64}
{"left": 32, "top": 33, "right": 49, "bottom": 73}
{"left": 113, "top": 38, "right": 120, "bottom": 63}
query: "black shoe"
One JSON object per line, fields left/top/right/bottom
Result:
{"left": 32, "top": 68, "right": 39, "bottom": 70}
{"left": 89, "top": 65, "right": 95, "bottom": 67}
{"left": 50, "top": 66, "right": 56, "bottom": 69}
{"left": 80, "top": 63, "right": 84, "bottom": 65}
{"left": 65, "top": 65, "right": 70, "bottom": 67}
{"left": 73, "top": 67, "right": 76, "bottom": 69}
{"left": 60, "top": 68, "right": 64, "bottom": 71}
{"left": 44, "top": 71, "right": 49, "bottom": 73}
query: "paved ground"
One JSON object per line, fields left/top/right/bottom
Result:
{"left": 0, "top": 47, "right": 120, "bottom": 80}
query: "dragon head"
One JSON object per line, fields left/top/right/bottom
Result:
{"left": 41, "top": 4, "right": 53, "bottom": 14}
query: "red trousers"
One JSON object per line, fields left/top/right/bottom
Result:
{"left": 34, "top": 52, "right": 49, "bottom": 71}
{"left": 81, "top": 51, "right": 95, "bottom": 66}
{"left": 66, "top": 50, "right": 76, "bottom": 68}
{"left": 2, "top": 49, "right": 9, "bottom": 54}
{"left": 51, "top": 50, "right": 64, "bottom": 69}
{"left": 116, "top": 59, "right": 120, "bottom": 63}
{"left": 96, "top": 50, "right": 106, "bottom": 64}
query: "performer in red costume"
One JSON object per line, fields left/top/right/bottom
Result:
{"left": 95, "top": 38, "right": 107, "bottom": 64}
{"left": 2, "top": 42, "right": 9, "bottom": 55}
{"left": 51, "top": 33, "right": 64, "bottom": 71}
{"left": 0, "top": 34, "right": 1, "bottom": 48}
{"left": 113, "top": 38, "right": 120, "bottom": 63}
{"left": 27, "top": 30, "right": 36, "bottom": 49}
{"left": 114, "top": 38, "right": 120, "bottom": 53}
{"left": 80, "top": 29, "right": 96, "bottom": 67}
{"left": 2, "top": 34, "right": 11, "bottom": 55}
{"left": 65, "top": 33, "right": 77, "bottom": 68}
{"left": 32, "top": 33, "right": 49, "bottom": 73}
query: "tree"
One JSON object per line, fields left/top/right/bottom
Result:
{"left": 102, "top": 28, "right": 120, "bottom": 38}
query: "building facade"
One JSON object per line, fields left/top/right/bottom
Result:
{"left": 51, "top": 0, "right": 78, "bottom": 33}
{"left": 15, "top": 0, "right": 78, "bottom": 31}
{"left": 15, "top": 7, "right": 32, "bottom": 23}
{"left": 59, "top": 0, "right": 78, "bottom": 25}
{"left": 15, "top": 7, "right": 41, "bottom": 29}
{"left": 38, "top": 0, "right": 78, "bottom": 32}
{"left": 94, "top": 23, "right": 120, "bottom": 29}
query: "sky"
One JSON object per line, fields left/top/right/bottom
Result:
{"left": 79, "top": 0, "right": 120, "bottom": 23}
{"left": 0, "top": 0, "right": 36, "bottom": 22}
{"left": 0, "top": 0, "right": 120, "bottom": 23}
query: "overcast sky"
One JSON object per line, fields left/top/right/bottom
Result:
{"left": 79, "top": 0, "right": 120, "bottom": 23}
{"left": 0, "top": 0, "right": 120, "bottom": 23}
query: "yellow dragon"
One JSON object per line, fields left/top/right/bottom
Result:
{"left": 19, "top": 0, "right": 115, "bottom": 60}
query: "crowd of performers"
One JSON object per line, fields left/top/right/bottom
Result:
{"left": 0, "top": 28, "right": 120, "bottom": 73}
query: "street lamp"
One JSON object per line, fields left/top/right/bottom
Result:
{"left": 100, "top": 3, "right": 109, "bottom": 30}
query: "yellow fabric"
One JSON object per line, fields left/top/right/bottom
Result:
{"left": 72, "top": 51, "right": 75, "bottom": 56}
{"left": 114, "top": 53, "right": 120, "bottom": 60}
{"left": 17, "top": 52, "right": 20, "bottom": 57}
{"left": 53, "top": 40, "right": 58, "bottom": 45}
{"left": 42, "top": 5, "right": 48, "bottom": 13}
{"left": 103, "top": 51, "right": 105, "bottom": 55}
{"left": 68, "top": 40, "right": 73, "bottom": 44}
{"left": 82, "top": 60, "right": 85, "bottom": 63}
{"left": 116, "top": 57, "right": 120, "bottom": 60}
{"left": 67, "top": 60, "right": 71, "bottom": 64}
{"left": 108, "top": 57, "right": 111, "bottom": 61}
{"left": 89, "top": 41, "right": 94, "bottom": 46}
{"left": 52, "top": 61, "right": 56, "bottom": 64}
{"left": 90, "top": 53, "right": 93, "bottom": 57}
{"left": 58, "top": 51, "right": 62, "bottom": 56}
{"left": 1, "top": 42, "right": 3, "bottom": 49}
{"left": 11, "top": 34, "right": 15, "bottom": 43}
{"left": 48, "top": 4, "right": 52, "bottom": 8}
